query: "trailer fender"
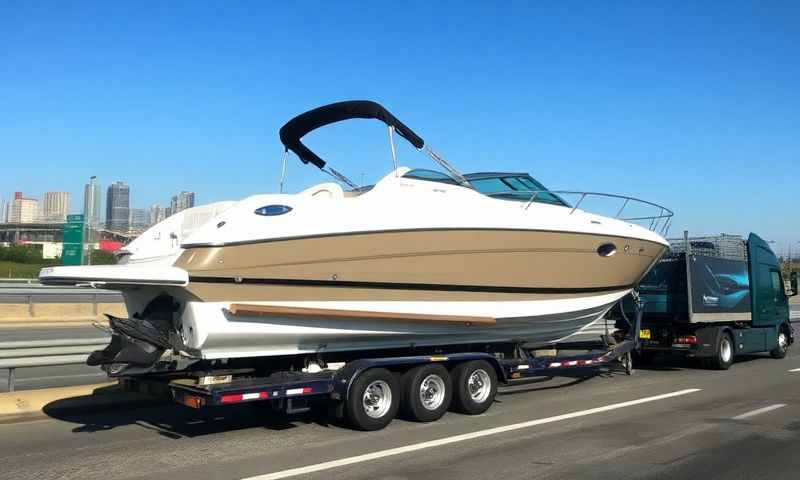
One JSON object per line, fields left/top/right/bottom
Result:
{"left": 692, "top": 326, "right": 733, "bottom": 358}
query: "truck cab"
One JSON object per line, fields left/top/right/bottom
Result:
{"left": 625, "top": 232, "right": 795, "bottom": 369}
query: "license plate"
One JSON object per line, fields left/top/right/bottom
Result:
{"left": 639, "top": 329, "right": 651, "bottom": 340}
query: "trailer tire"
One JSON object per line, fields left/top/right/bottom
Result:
{"left": 451, "top": 360, "right": 497, "bottom": 415}
{"left": 708, "top": 332, "right": 734, "bottom": 370}
{"left": 346, "top": 368, "right": 399, "bottom": 431}
{"left": 400, "top": 364, "right": 452, "bottom": 422}
{"left": 770, "top": 325, "right": 790, "bottom": 359}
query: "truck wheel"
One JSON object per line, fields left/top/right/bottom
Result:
{"left": 346, "top": 368, "right": 399, "bottom": 431}
{"left": 451, "top": 360, "right": 497, "bottom": 415}
{"left": 708, "top": 332, "right": 734, "bottom": 370}
{"left": 400, "top": 364, "right": 452, "bottom": 422}
{"left": 770, "top": 325, "right": 790, "bottom": 359}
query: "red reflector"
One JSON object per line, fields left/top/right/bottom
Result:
{"left": 303, "top": 387, "right": 313, "bottom": 394}
{"left": 221, "top": 394, "right": 243, "bottom": 404}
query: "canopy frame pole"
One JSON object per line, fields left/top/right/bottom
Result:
{"left": 387, "top": 125, "right": 398, "bottom": 175}
{"left": 279, "top": 149, "right": 289, "bottom": 194}
{"left": 425, "top": 147, "right": 470, "bottom": 187}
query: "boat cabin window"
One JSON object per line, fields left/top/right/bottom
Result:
{"left": 468, "top": 174, "right": 569, "bottom": 207}
{"left": 402, "top": 169, "right": 461, "bottom": 185}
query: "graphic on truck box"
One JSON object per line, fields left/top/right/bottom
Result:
{"left": 689, "top": 254, "right": 751, "bottom": 321}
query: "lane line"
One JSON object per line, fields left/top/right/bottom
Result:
{"left": 732, "top": 404, "right": 787, "bottom": 420}
{"left": 789, "top": 368, "right": 800, "bottom": 373}
{"left": 241, "top": 388, "right": 702, "bottom": 480}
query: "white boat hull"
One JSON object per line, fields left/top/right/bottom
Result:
{"left": 179, "top": 290, "right": 630, "bottom": 359}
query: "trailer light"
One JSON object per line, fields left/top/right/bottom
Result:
{"left": 181, "top": 395, "right": 205, "bottom": 409}
{"left": 549, "top": 362, "right": 562, "bottom": 368}
{"left": 675, "top": 335, "right": 698, "bottom": 345}
{"left": 429, "top": 356, "right": 448, "bottom": 362}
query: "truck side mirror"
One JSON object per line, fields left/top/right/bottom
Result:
{"left": 791, "top": 272, "right": 799, "bottom": 297}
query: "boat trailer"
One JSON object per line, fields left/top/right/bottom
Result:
{"left": 120, "top": 296, "right": 645, "bottom": 430}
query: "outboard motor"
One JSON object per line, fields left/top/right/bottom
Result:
{"left": 88, "top": 295, "right": 178, "bottom": 376}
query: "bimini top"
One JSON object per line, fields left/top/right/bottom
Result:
{"left": 279, "top": 100, "right": 425, "bottom": 169}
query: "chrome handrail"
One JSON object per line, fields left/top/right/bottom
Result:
{"left": 485, "top": 190, "right": 674, "bottom": 235}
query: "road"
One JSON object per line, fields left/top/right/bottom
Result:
{"left": 1, "top": 346, "right": 799, "bottom": 480}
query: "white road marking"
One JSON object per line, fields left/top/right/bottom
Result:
{"left": 789, "top": 368, "right": 800, "bottom": 373}
{"left": 241, "top": 388, "right": 702, "bottom": 480}
{"left": 732, "top": 404, "right": 787, "bottom": 420}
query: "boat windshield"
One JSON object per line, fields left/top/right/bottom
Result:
{"left": 401, "top": 168, "right": 462, "bottom": 186}
{"left": 465, "top": 173, "right": 570, "bottom": 207}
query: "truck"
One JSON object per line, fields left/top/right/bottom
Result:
{"left": 619, "top": 232, "right": 797, "bottom": 369}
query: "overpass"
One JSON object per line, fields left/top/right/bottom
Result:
{"left": 0, "top": 223, "right": 141, "bottom": 245}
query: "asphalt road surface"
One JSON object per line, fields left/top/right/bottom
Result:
{"left": 2, "top": 345, "right": 799, "bottom": 480}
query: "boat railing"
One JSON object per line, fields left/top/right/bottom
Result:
{"left": 486, "top": 190, "right": 674, "bottom": 235}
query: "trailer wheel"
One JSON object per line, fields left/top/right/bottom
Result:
{"left": 708, "top": 332, "right": 734, "bottom": 370}
{"left": 346, "top": 368, "right": 399, "bottom": 431}
{"left": 451, "top": 360, "right": 497, "bottom": 415}
{"left": 770, "top": 325, "right": 790, "bottom": 359}
{"left": 400, "top": 364, "right": 452, "bottom": 422}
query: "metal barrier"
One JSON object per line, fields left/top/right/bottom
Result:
{"left": 0, "top": 288, "right": 123, "bottom": 305}
{"left": 0, "top": 338, "right": 109, "bottom": 392}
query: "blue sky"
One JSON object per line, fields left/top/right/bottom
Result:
{"left": 1, "top": 1, "right": 798, "bottom": 252}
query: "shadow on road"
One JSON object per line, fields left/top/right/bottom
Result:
{"left": 43, "top": 396, "right": 338, "bottom": 439}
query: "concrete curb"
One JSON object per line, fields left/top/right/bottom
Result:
{"left": 0, "top": 382, "right": 164, "bottom": 423}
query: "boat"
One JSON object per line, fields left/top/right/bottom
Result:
{"left": 39, "top": 100, "right": 673, "bottom": 375}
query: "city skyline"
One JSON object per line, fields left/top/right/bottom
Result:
{"left": 1, "top": 179, "right": 197, "bottom": 232}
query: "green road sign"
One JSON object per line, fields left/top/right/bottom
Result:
{"left": 62, "top": 215, "right": 85, "bottom": 266}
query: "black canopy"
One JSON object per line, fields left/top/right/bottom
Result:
{"left": 279, "top": 100, "right": 425, "bottom": 169}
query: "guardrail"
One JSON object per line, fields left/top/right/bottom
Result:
{"left": 0, "top": 290, "right": 123, "bottom": 307}
{"left": 0, "top": 338, "right": 109, "bottom": 392}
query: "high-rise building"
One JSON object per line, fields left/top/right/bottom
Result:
{"left": 177, "top": 191, "right": 195, "bottom": 212}
{"left": 106, "top": 181, "right": 130, "bottom": 231}
{"left": 149, "top": 203, "right": 164, "bottom": 225}
{"left": 0, "top": 198, "right": 7, "bottom": 223}
{"left": 169, "top": 195, "right": 178, "bottom": 217}
{"left": 7, "top": 192, "right": 39, "bottom": 223}
{"left": 129, "top": 208, "right": 150, "bottom": 231}
{"left": 42, "top": 192, "right": 69, "bottom": 223}
{"left": 83, "top": 176, "right": 102, "bottom": 227}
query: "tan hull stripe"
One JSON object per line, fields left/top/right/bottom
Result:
{"left": 227, "top": 303, "right": 496, "bottom": 325}
{"left": 176, "top": 229, "right": 667, "bottom": 291}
